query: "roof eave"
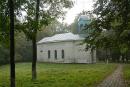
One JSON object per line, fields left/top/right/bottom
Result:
{"left": 37, "top": 39, "right": 84, "bottom": 45}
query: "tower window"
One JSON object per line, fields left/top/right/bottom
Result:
{"left": 62, "top": 50, "right": 64, "bottom": 59}
{"left": 48, "top": 50, "right": 51, "bottom": 59}
{"left": 54, "top": 50, "right": 57, "bottom": 59}
{"left": 80, "top": 24, "right": 83, "bottom": 29}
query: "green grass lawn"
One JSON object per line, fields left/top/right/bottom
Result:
{"left": 0, "top": 63, "right": 117, "bottom": 87}
{"left": 123, "top": 64, "right": 130, "bottom": 86}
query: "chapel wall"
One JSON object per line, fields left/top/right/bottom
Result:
{"left": 37, "top": 41, "right": 74, "bottom": 63}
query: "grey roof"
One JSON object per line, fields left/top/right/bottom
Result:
{"left": 37, "top": 33, "right": 85, "bottom": 44}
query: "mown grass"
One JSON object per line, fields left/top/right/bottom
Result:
{"left": 0, "top": 63, "right": 117, "bottom": 87}
{"left": 123, "top": 64, "right": 130, "bottom": 86}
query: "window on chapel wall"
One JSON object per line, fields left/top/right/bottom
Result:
{"left": 40, "top": 50, "right": 43, "bottom": 53}
{"left": 54, "top": 50, "right": 57, "bottom": 59}
{"left": 48, "top": 50, "right": 51, "bottom": 59}
{"left": 62, "top": 50, "right": 64, "bottom": 59}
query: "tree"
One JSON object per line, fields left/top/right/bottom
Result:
{"left": 84, "top": 0, "right": 130, "bottom": 62}
{"left": 21, "top": 0, "right": 73, "bottom": 80}
{"left": 36, "top": 20, "right": 71, "bottom": 42}
{"left": 8, "top": 0, "right": 15, "bottom": 86}
{"left": 31, "top": 0, "right": 40, "bottom": 80}
{"left": 15, "top": 32, "right": 32, "bottom": 62}
{"left": 1, "top": 0, "right": 28, "bottom": 86}
{"left": 0, "top": 0, "right": 10, "bottom": 65}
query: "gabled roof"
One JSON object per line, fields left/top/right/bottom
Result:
{"left": 37, "top": 33, "right": 85, "bottom": 44}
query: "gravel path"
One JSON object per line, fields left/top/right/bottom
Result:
{"left": 97, "top": 64, "right": 127, "bottom": 87}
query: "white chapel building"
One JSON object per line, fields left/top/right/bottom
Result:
{"left": 37, "top": 15, "right": 96, "bottom": 63}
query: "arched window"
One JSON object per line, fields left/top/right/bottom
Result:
{"left": 48, "top": 50, "right": 51, "bottom": 59}
{"left": 54, "top": 50, "right": 57, "bottom": 59}
{"left": 62, "top": 50, "right": 64, "bottom": 59}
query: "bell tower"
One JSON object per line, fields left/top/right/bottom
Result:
{"left": 77, "top": 15, "right": 91, "bottom": 34}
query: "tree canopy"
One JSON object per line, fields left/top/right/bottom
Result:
{"left": 84, "top": 0, "right": 130, "bottom": 54}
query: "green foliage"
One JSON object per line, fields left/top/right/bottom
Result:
{"left": 0, "top": 0, "right": 30, "bottom": 65}
{"left": 0, "top": 63, "right": 117, "bottom": 87}
{"left": 0, "top": 32, "right": 33, "bottom": 65}
{"left": 21, "top": 0, "right": 73, "bottom": 40}
{"left": 0, "top": 0, "right": 9, "bottom": 46}
{"left": 36, "top": 20, "right": 71, "bottom": 42}
{"left": 0, "top": 46, "right": 9, "bottom": 65}
{"left": 15, "top": 32, "right": 32, "bottom": 62}
{"left": 0, "top": 0, "right": 10, "bottom": 65}
{"left": 0, "top": 0, "right": 73, "bottom": 65}
{"left": 69, "top": 17, "right": 78, "bottom": 34}
{"left": 84, "top": 0, "right": 130, "bottom": 54}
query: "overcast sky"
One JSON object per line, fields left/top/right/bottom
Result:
{"left": 63, "top": 0, "right": 94, "bottom": 25}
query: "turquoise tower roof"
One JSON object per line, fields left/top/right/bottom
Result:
{"left": 77, "top": 15, "right": 91, "bottom": 34}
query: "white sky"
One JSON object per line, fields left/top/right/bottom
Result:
{"left": 63, "top": 0, "right": 94, "bottom": 25}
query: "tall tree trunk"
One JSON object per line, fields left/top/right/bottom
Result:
{"left": 9, "top": 0, "right": 15, "bottom": 86}
{"left": 32, "top": 38, "right": 37, "bottom": 80}
{"left": 32, "top": 0, "right": 40, "bottom": 80}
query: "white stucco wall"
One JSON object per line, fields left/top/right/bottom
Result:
{"left": 72, "top": 41, "right": 92, "bottom": 63}
{"left": 37, "top": 40, "right": 96, "bottom": 63}
{"left": 37, "top": 41, "right": 74, "bottom": 63}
